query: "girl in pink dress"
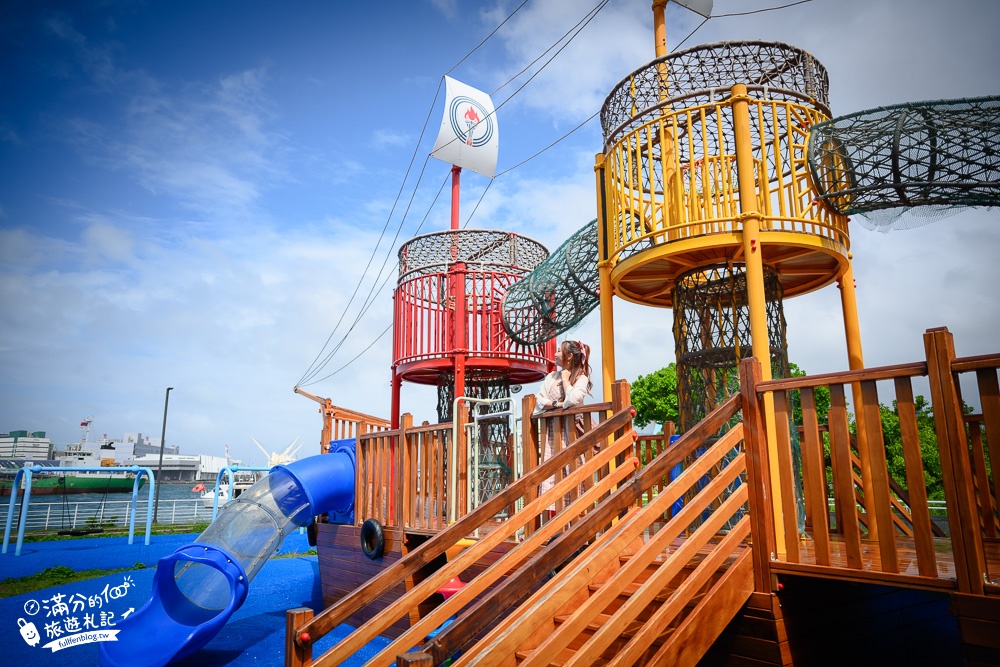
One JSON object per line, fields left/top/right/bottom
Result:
{"left": 533, "top": 340, "right": 592, "bottom": 514}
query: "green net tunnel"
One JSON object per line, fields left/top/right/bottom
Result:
{"left": 809, "top": 95, "right": 1000, "bottom": 218}
{"left": 500, "top": 220, "right": 599, "bottom": 347}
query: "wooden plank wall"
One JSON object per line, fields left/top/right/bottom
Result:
{"left": 315, "top": 522, "right": 410, "bottom": 638}
{"left": 952, "top": 593, "right": 1000, "bottom": 667}
{"left": 699, "top": 579, "right": 1000, "bottom": 667}
{"left": 699, "top": 592, "right": 791, "bottom": 667}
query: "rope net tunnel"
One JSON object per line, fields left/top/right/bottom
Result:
{"left": 808, "top": 95, "right": 1000, "bottom": 228}
{"left": 500, "top": 220, "right": 600, "bottom": 347}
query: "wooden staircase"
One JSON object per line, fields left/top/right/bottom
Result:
{"left": 433, "top": 396, "right": 759, "bottom": 667}
{"left": 511, "top": 543, "right": 753, "bottom": 666}
{"left": 468, "top": 477, "right": 752, "bottom": 665}
{"left": 287, "top": 330, "right": 1000, "bottom": 666}
{"left": 287, "top": 380, "right": 771, "bottom": 667}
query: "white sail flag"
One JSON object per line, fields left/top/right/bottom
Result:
{"left": 430, "top": 76, "right": 499, "bottom": 178}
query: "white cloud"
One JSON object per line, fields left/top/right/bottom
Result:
{"left": 490, "top": 0, "right": 652, "bottom": 120}
{"left": 2, "top": 0, "right": 998, "bottom": 463}
{"left": 372, "top": 129, "right": 410, "bottom": 149}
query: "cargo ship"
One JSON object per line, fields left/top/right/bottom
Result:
{"left": 1, "top": 418, "right": 147, "bottom": 496}
{"left": 0, "top": 468, "right": 147, "bottom": 496}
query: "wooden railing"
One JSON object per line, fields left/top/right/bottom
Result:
{"left": 520, "top": 390, "right": 617, "bottom": 530}
{"left": 328, "top": 405, "right": 391, "bottom": 441}
{"left": 284, "top": 395, "right": 638, "bottom": 667}
{"left": 293, "top": 389, "right": 390, "bottom": 454}
{"left": 751, "top": 326, "right": 998, "bottom": 595}
{"left": 356, "top": 415, "right": 459, "bottom": 530}
{"left": 635, "top": 422, "right": 675, "bottom": 501}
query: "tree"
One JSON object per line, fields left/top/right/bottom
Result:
{"left": 878, "top": 394, "right": 945, "bottom": 500}
{"left": 630, "top": 362, "right": 824, "bottom": 431}
{"left": 630, "top": 363, "right": 678, "bottom": 429}
{"left": 787, "top": 362, "right": 831, "bottom": 426}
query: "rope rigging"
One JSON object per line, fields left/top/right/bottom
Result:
{"left": 296, "top": 0, "right": 614, "bottom": 385}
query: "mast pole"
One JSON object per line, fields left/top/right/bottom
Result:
{"left": 450, "top": 165, "right": 466, "bottom": 414}
{"left": 653, "top": 0, "right": 668, "bottom": 57}
{"left": 451, "top": 165, "right": 461, "bottom": 230}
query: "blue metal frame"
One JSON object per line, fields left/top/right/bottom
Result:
{"left": 2, "top": 465, "right": 156, "bottom": 556}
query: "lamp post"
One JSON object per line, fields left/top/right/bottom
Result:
{"left": 153, "top": 387, "right": 173, "bottom": 523}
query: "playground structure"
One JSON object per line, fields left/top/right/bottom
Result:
{"left": 275, "top": 3, "right": 1000, "bottom": 666}
{"left": 392, "top": 229, "right": 552, "bottom": 426}
{"left": 288, "top": 334, "right": 1000, "bottom": 666}
{"left": 3, "top": 465, "right": 156, "bottom": 556}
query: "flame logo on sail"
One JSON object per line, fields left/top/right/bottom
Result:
{"left": 463, "top": 106, "right": 482, "bottom": 145}
{"left": 449, "top": 96, "right": 493, "bottom": 148}
{"left": 431, "top": 76, "right": 499, "bottom": 178}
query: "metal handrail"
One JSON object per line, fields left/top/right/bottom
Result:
{"left": 6, "top": 498, "right": 208, "bottom": 532}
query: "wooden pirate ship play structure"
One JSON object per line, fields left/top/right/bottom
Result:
{"left": 286, "top": 2, "right": 1000, "bottom": 665}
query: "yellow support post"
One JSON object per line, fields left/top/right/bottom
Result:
{"left": 595, "top": 153, "right": 616, "bottom": 405}
{"left": 653, "top": 0, "right": 668, "bottom": 58}
{"left": 839, "top": 258, "right": 878, "bottom": 539}
{"left": 839, "top": 258, "right": 864, "bottom": 372}
{"left": 730, "top": 83, "right": 786, "bottom": 556}
{"left": 596, "top": 152, "right": 618, "bottom": 486}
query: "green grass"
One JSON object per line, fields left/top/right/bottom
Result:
{"left": 0, "top": 563, "right": 147, "bottom": 598}
{"left": 275, "top": 548, "right": 317, "bottom": 558}
{"left": 19, "top": 522, "right": 210, "bottom": 543}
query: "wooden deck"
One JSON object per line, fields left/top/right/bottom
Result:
{"left": 286, "top": 327, "right": 1000, "bottom": 666}
{"left": 774, "top": 533, "right": 962, "bottom": 588}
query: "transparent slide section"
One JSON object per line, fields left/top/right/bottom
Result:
{"left": 99, "top": 445, "right": 355, "bottom": 667}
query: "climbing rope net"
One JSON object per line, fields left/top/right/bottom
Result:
{"left": 398, "top": 229, "right": 548, "bottom": 279}
{"left": 601, "top": 40, "right": 830, "bottom": 146}
{"left": 673, "top": 263, "right": 789, "bottom": 432}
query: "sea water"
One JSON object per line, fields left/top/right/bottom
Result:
{"left": 4, "top": 482, "right": 218, "bottom": 530}
{"left": 17, "top": 481, "right": 208, "bottom": 505}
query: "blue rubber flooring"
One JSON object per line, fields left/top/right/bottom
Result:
{"left": 0, "top": 531, "right": 393, "bottom": 666}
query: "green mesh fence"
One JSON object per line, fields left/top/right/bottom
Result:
{"left": 808, "top": 95, "right": 1000, "bottom": 226}
{"left": 501, "top": 220, "right": 599, "bottom": 346}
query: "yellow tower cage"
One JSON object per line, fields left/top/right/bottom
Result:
{"left": 596, "top": 39, "right": 866, "bottom": 552}
{"left": 599, "top": 40, "right": 849, "bottom": 307}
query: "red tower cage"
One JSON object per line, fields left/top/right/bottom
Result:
{"left": 391, "top": 229, "right": 553, "bottom": 427}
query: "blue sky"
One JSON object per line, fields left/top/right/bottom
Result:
{"left": 1, "top": 0, "right": 998, "bottom": 464}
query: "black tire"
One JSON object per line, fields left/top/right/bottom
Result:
{"left": 360, "top": 518, "right": 385, "bottom": 560}
{"left": 307, "top": 517, "right": 318, "bottom": 547}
